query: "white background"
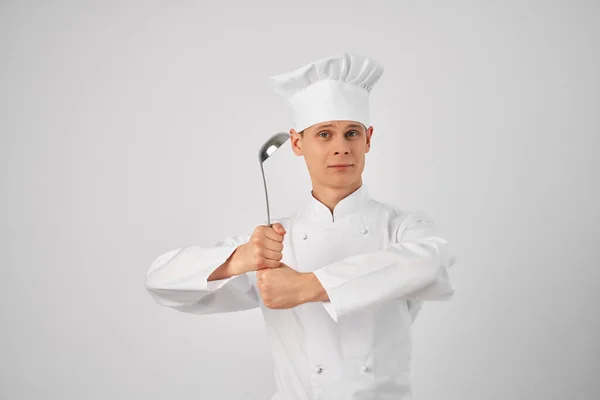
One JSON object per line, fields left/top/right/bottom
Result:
{"left": 1, "top": 1, "right": 599, "bottom": 399}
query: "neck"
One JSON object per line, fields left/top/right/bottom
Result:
{"left": 311, "top": 179, "right": 363, "bottom": 214}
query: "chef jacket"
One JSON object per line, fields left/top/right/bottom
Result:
{"left": 145, "top": 184, "right": 455, "bottom": 400}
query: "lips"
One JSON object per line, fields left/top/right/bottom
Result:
{"left": 329, "top": 164, "right": 353, "bottom": 167}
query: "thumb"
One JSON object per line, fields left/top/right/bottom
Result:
{"left": 272, "top": 223, "right": 286, "bottom": 235}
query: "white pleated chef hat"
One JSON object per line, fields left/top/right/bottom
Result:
{"left": 269, "top": 51, "right": 384, "bottom": 133}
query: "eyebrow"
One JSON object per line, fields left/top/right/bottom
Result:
{"left": 314, "top": 123, "right": 364, "bottom": 130}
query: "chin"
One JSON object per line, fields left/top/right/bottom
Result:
{"left": 328, "top": 176, "right": 358, "bottom": 187}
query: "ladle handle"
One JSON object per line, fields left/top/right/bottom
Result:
{"left": 260, "top": 161, "right": 272, "bottom": 227}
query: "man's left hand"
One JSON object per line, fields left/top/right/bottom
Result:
{"left": 257, "top": 263, "right": 322, "bottom": 309}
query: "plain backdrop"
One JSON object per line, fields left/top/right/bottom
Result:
{"left": 1, "top": 1, "right": 599, "bottom": 399}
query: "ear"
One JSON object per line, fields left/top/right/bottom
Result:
{"left": 290, "top": 128, "right": 303, "bottom": 156}
{"left": 365, "top": 126, "right": 374, "bottom": 154}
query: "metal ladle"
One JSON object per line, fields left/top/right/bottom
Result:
{"left": 258, "top": 132, "right": 290, "bottom": 227}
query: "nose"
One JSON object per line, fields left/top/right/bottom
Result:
{"left": 332, "top": 135, "right": 351, "bottom": 155}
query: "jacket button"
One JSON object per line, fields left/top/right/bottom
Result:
{"left": 315, "top": 365, "right": 323, "bottom": 374}
{"left": 302, "top": 233, "right": 308, "bottom": 240}
{"left": 360, "top": 364, "right": 369, "bottom": 372}
{"left": 359, "top": 228, "right": 368, "bottom": 234}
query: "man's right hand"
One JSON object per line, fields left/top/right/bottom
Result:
{"left": 231, "top": 223, "right": 286, "bottom": 274}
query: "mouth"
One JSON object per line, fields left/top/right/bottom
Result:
{"left": 328, "top": 164, "right": 354, "bottom": 169}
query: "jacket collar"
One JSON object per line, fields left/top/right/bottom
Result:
{"left": 307, "top": 184, "right": 371, "bottom": 224}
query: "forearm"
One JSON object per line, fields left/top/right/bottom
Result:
{"left": 207, "top": 246, "right": 246, "bottom": 281}
{"left": 145, "top": 240, "right": 260, "bottom": 313}
{"left": 301, "top": 272, "right": 330, "bottom": 303}
{"left": 308, "top": 213, "right": 455, "bottom": 321}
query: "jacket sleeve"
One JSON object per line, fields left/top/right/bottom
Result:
{"left": 145, "top": 234, "right": 260, "bottom": 314}
{"left": 312, "top": 210, "right": 456, "bottom": 322}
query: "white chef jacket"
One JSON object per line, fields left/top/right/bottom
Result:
{"left": 145, "top": 184, "right": 455, "bottom": 400}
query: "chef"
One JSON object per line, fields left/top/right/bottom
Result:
{"left": 145, "top": 51, "right": 456, "bottom": 400}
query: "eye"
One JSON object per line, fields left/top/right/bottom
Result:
{"left": 317, "top": 131, "right": 330, "bottom": 138}
{"left": 346, "top": 130, "right": 359, "bottom": 137}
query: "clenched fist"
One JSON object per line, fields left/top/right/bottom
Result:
{"left": 231, "top": 223, "right": 286, "bottom": 274}
{"left": 257, "top": 263, "right": 309, "bottom": 309}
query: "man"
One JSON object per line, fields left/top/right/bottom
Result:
{"left": 145, "top": 51, "right": 456, "bottom": 400}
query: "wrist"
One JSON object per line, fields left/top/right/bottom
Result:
{"left": 300, "top": 272, "right": 328, "bottom": 303}
{"left": 229, "top": 245, "right": 248, "bottom": 276}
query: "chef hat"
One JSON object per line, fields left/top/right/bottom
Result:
{"left": 269, "top": 51, "right": 384, "bottom": 132}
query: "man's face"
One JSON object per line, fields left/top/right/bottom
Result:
{"left": 289, "top": 120, "right": 373, "bottom": 189}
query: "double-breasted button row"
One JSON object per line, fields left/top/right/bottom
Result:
{"left": 313, "top": 364, "right": 371, "bottom": 374}
{"left": 300, "top": 228, "right": 368, "bottom": 241}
